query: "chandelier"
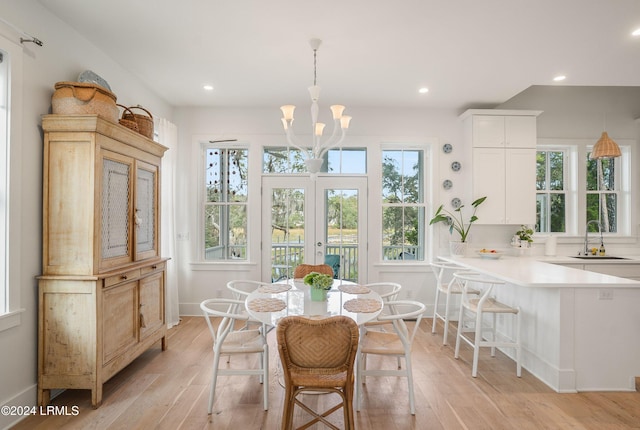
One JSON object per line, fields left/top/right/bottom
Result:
{"left": 280, "top": 39, "right": 352, "bottom": 175}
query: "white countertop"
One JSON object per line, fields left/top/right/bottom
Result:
{"left": 439, "top": 255, "right": 640, "bottom": 288}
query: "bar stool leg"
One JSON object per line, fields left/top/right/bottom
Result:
{"left": 431, "top": 287, "right": 440, "bottom": 334}
{"left": 472, "top": 310, "right": 482, "bottom": 378}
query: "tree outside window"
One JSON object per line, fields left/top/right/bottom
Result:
{"left": 586, "top": 154, "right": 617, "bottom": 233}
{"left": 204, "top": 148, "right": 248, "bottom": 260}
{"left": 381, "top": 149, "right": 424, "bottom": 261}
{"left": 536, "top": 150, "right": 566, "bottom": 233}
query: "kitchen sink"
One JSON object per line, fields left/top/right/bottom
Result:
{"left": 570, "top": 255, "right": 629, "bottom": 260}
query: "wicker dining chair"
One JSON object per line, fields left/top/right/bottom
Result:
{"left": 292, "top": 263, "right": 334, "bottom": 279}
{"left": 277, "top": 316, "right": 359, "bottom": 430}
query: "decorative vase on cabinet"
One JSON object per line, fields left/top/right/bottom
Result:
{"left": 38, "top": 114, "right": 168, "bottom": 408}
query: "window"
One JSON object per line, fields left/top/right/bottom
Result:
{"left": 586, "top": 152, "right": 619, "bottom": 233}
{"left": 203, "top": 147, "right": 248, "bottom": 260}
{"left": 0, "top": 31, "right": 23, "bottom": 331}
{"left": 535, "top": 139, "right": 630, "bottom": 238}
{"left": 536, "top": 150, "right": 566, "bottom": 232}
{"left": 381, "top": 149, "right": 425, "bottom": 261}
{"left": 263, "top": 147, "right": 366, "bottom": 174}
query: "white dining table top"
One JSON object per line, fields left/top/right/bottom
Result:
{"left": 245, "top": 278, "right": 384, "bottom": 326}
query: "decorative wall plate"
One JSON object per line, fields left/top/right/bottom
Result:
{"left": 451, "top": 161, "right": 461, "bottom": 172}
{"left": 442, "top": 179, "right": 452, "bottom": 190}
{"left": 442, "top": 143, "right": 453, "bottom": 154}
{"left": 451, "top": 197, "right": 462, "bottom": 209}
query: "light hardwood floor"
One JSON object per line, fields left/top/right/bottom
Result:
{"left": 13, "top": 316, "right": 640, "bottom": 429}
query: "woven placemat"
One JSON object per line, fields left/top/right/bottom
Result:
{"left": 257, "top": 283, "right": 292, "bottom": 293}
{"left": 338, "top": 284, "right": 371, "bottom": 294}
{"left": 247, "top": 298, "right": 287, "bottom": 312}
{"left": 343, "top": 298, "right": 382, "bottom": 313}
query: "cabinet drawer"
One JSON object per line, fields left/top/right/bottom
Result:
{"left": 140, "top": 261, "right": 166, "bottom": 276}
{"left": 104, "top": 269, "right": 141, "bottom": 288}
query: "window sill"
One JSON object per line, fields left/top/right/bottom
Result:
{"left": 0, "top": 308, "right": 25, "bottom": 332}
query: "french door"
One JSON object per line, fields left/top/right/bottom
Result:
{"left": 261, "top": 176, "right": 367, "bottom": 283}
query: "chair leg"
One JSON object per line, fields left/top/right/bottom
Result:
{"left": 208, "top": 352, "right": 222, "bottom": 414}
{"left": 281, "top": 385, "right": 295, "bottom": 430}
{"left": 431, "top": 288, "right": 440, "bottom": 334}
{"left": 454, "top": 305, "right": 464, "bottom": 359}
{"left": 262, "top": 344, "right": 269, "bottom": 410}
{"left": 472, "top": 311, "right": 483, "bottom": 378}
{"left": 491, "top": 313, "right": 496, "bottom": 357}
{"left": 443, "top": 289, "right": 453, "bottom": 345}
{"left": 516, "top": 310, "right": 522, "bottom": 377}
{"left": 405, "top": 353, "right": 416, "bottom": 415}
{"left": 356, "top": 352, "right": 364, "bottom": 411}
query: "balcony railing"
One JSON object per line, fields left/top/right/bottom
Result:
{"left": 205, "top": 243, "right": 421, "bottom": 282}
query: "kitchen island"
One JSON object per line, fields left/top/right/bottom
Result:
{"left": 440, "top": 255, "right": 640, "bottom": 393}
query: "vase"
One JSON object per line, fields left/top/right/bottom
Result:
{"left": 310, "top": 288, "right": 328, "bottom": 302}
{"left": 449, "top": 241, "right": 468, "bottom": 257}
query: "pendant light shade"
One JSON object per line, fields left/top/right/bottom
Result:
{"left": 590, "top": 131, "right": 621, "bottom": 160}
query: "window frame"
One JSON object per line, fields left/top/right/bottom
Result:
{"left": 380, "top": 147, "right": 426, "bottom": 262}
{"left": 200, "top": 144, "right": 250, "bottom": 262}
{"left": 536, "top": 138, "right": 632, "bottom": 241}
{"left": 536, "top": 148, "right": 568, "bottom": 233}
{"left": 0, "top": 28, "right": 24, "bottom": 332}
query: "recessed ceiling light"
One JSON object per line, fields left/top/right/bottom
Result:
{"left": 203, "top": 85, "right": 214, "bottom": 91}
{"left": 553, "top": 75, "right": 566, "bottom": 82}
{"left": 632, "top": 28, "right": 640, "bottom": 36}
{"left": 418, "top": 87, "right": 429, "bottom": 94}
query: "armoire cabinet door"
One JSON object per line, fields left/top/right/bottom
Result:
{"left": 135, "top": 161, "right": 159, "bottom": 261}
{"left": 139, "top": 271, "right": 165, "bottom": 340}
{"left": 102, "top": 281, "right": 138, "bottom": 365}
{"left": 100, "top": 150, "right": 134, "bottom": 270}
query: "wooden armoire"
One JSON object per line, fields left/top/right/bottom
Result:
{"left": 38, "top": 115, "right": 168, "bottom": 407}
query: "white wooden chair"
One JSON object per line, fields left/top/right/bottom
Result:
{"left": 356, "top": 300, "right": 426, "bottom": 415}
{"left": 226, "top": 280, "right": 274, "bottom": 331}
{"left": 453, "top": 272, "right": 521, "bottom": 378}
{"left": 200, "top": 298, "right": 269, "bottom": 413}
{"left": 430, "top": 262, "right": 479, "bottom": 345}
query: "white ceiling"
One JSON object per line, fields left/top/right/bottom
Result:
{"left": 39, "top": 0, "right": 640, "bottom": 111}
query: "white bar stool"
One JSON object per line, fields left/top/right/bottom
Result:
{"left": 453, "top": 272, "right": 521, "bottom": 378}
{"left": 430, "top": 262, "right": 479, "bottom": 345}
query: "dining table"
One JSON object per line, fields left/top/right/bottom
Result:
{"left": 245, "top": 278, "right": 384, "bottom": 327}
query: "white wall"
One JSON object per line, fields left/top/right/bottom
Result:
{"left": 0, "top": 2, "right": 172, "bottom": 428}
{"left": 172, "top": 106, "right": 465, "bottom": 314}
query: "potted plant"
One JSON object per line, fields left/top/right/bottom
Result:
{"left": 429, "top": 196, "right": 487, "bottom": 256}
{"left": 515, "top": 225, "right": 534, "bottom": 248}
{"left": 303, "top": 272, "right": 333, "bottom": 301}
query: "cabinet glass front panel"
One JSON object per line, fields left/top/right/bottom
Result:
{"left": 102, "top": 158, "right": 131, "bottom": 259}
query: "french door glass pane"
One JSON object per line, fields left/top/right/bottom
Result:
{"left": 271, "top": 188, "right": 305, "bottom": 280}
{"left": 325, "top": 189, "right": 359, "bottom": 281}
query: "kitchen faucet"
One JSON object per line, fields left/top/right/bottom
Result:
{"left": 583, "top": 219, "right": 603, "bottom": 255}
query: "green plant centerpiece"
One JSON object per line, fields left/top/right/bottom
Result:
{"left": 303, "top": 272, "right": 333, "bottom": 301}
{"left": 429, "top": 196, "right": 487, "bottom": 242}
{"left": 303, "top": 272, "right": 333, "bottom": 290}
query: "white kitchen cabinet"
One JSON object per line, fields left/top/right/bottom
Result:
{"left": 461, "top": 109, "right": 542, "bottom": 225}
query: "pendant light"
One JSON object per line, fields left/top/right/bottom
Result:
{"left": 590, "top": 114, "right": 621, "bottom": 160}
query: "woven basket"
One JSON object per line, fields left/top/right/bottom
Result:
{"left": 52, "top": 81, "right": 118, "bottom": 122}
{"left": 121, "top": 105, "right": 153, "bottom": 139}
{"left": 117, "top": 104, "right": 139, "bottom": 133}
